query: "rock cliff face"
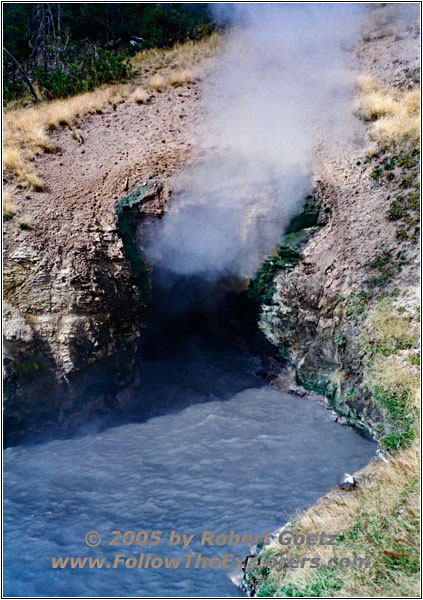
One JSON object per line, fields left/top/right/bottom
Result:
{"left": 3, "top": 182, "right": 167, "bottom": 440}
{"left": 3, "top": 64, "right": 199, "bottom": 441}
{"left": 245, "top": 9, "right": 420, "bottom": 444}
{"left": 253, "top": 145, "right": 419, "bottom": 438}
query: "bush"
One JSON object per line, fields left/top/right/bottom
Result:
{"left": 32, "top": 47, "right": 132, "bottom": 99}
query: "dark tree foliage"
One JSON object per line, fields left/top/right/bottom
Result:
{"left": 3, "top": 3, "right": 213, "bottom": 102}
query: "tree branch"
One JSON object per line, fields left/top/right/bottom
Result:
{"left": 3, "top": 47, "right": 40, "bottom": 102}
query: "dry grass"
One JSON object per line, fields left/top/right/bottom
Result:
{"left": 129, "top": 87, "right": 150, "bottom": 104}
{"left": 132, "top": 32, "right": 221, "bottom": 92}
{"left": 367, "top": 355, "right": 420, "bottom": 413}
{"left": 18, "top": 214, "right": 34, "bottom": 230}
{"left": 249, "top": 295, "right": 421, "bottom": 597}
{"left": 147, "top": 73, "right": 167, "bottom": 92}
{"left": 361, "top": 300, "right": 420, "bottom": 452}
{"left": 356, "top": 75, "right": 420, "bottom": 144}
{"left": 168, "top": 68, "right": 193, "bottom": 87}
{"left": 130, "top": 32, "right": 221, "bottom": 73}
{"left": 3, "top": 84, "right": 128, "bottom": 188}
{"left": 25, "top": 172, "right": 44, "bottom": 192}
{"left": 3, "top": 34, "right": 221, "bottom": 190}
{"left": 3, "top": 190, "right": 17, "bottom": 220}
{"left": 2, "top": 145, "right": 44, "bottom": 192}
{"left": 3, "top": 147, "right": 24, "bottom": 172}
{"left": 254, "top": 442, "right": 420, "bottom": 597}
{"left": 356, "top": 75, "right": 397, "bottom": 118}
{"left": 147, "top": 68, "right": 194, "bottom": 91}
{"left": 369, "top": 300, "right": 419, "bottom": 353}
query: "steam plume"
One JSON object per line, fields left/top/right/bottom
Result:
{"left": 143, "top": 4, "right": 365, "bottom": 282}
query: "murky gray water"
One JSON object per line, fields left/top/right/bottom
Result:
{"left": 4, "top": 347, "right": 375, "bottom": 597}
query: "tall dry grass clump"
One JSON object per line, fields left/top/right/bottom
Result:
{"left": 356, "top": 75, "right": 420, "bottom": 144}
{"left": 147, "top": 68, "right": 195, "bottom": 92}
{"left": 3, "top": 189, "right": 17, "bottom": 220}
{"left": 129, "top": 87, "right": 150, "bottom": 104}
{"left": 147, "top": 74, "right": 167, "bottom": 92}
{"left": 168, "top": 69, "right": 193, "bottom": 87}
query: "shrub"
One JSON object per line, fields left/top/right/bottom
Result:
{"left": 346, "top": 290, "right": 368, "bottom": 317}
{"left": 387, "top": 198, "right": 404, "bottom": 220}
{"left": 32, "top": 47, "right": 132, "bottom": 100}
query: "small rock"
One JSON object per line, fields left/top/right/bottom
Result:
{"left": 337, "top": 473, "right": 356, "bottom": 491}
{"left": 289, "top": 386, "right": 306, "bottom": 397}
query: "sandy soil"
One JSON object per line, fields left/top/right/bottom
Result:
{"left": 4, "top": 75, "right": 202, "bottom": 257}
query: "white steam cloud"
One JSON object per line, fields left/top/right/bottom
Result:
{"left": 143, "top": 4, "right": 365, "bottom": 282}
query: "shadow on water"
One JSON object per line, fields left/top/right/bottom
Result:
{"left": 15, "top": 272, "right": 266, "bottom": 449}
{"left": 123, "top": 270, "right": 268, "bottom": 422}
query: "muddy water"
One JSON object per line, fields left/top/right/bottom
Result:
{"left": 4, "top": 340, "right": 375, "bottom": 597}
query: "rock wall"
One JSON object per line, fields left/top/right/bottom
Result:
{"left": 241, "top": 6, "right": 420, "bottom": 441}
{"left": 3, "top": 182, "right": 167, "bottom": 441}
{"left": 252, "top": 141, "right": 419, "bottom": 438}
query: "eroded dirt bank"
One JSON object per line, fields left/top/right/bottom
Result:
{"left": 4, "top": 66, "right": 203, "bottom": 439}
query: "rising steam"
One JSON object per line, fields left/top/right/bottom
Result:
{"left": 143, "top": 4, "right": 365, "bottom": 283}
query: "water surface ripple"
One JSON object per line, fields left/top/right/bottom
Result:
{"left": 4, "top": 348, "right": 375, "bottom": 597}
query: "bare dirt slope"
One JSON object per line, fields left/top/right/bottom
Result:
{"left": 5, "top": 79, "right": 200, "bottom": 253}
